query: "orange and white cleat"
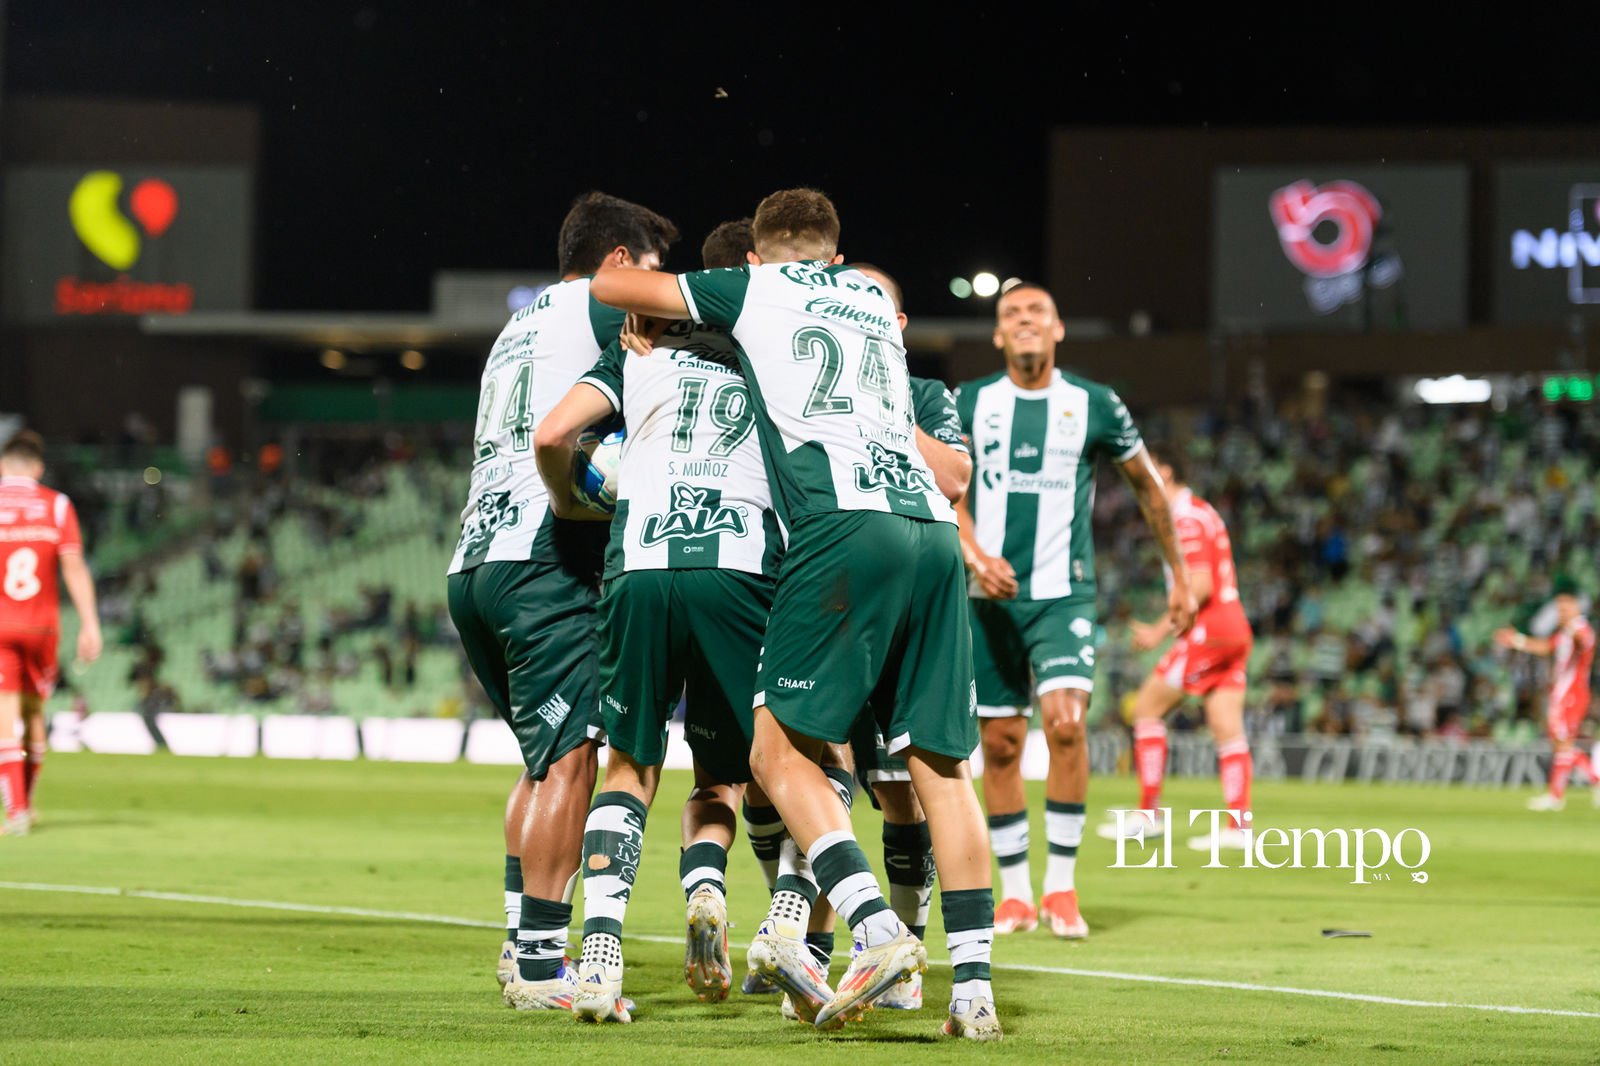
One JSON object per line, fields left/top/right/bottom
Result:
{"left": 1039, "top": 890, "right": 1088, "bottom": 939}
{"left": 992, "top": 897, "right": 1037, "bottom": 935}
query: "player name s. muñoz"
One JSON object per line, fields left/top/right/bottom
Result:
{"left": 1107, "top": 809, "right": 1432, "bottom": 885}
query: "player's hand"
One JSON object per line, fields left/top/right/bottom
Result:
{"left": 1492, "top": 627, "right": 1518, "bottom": 649}
{"left": 77, "top": 623, "right": 103, "bottom": 664}
{"left": 971, "top": 551, "right": 1019, "bottom": 600}
{"left": 621, "top": 313, "right": 668, "bottom": 357}
{"left": 1166, "top": 582, "right": 1197, "bottom": 636}
{"left": 1130, "top": 620, "right": 1165, "bottom": 652}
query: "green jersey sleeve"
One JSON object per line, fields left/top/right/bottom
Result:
{"left": 1091, "top": 384, "right": 1144, "bottom": 463}
{"left": 911, "top": 377, "right": 969, "bottom": 454}
{"left": 576, "top": 340, "right": 627, "bottom": 412}
{"left": 677, "top": 266, "right": 751, "bottom": 329}
{"left": 953, "top": 381, "right": 978, "bottom": 443}
{"left": 587, "top": 288, "right": 627, "bottom": 350}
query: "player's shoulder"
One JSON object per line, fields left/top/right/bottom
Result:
{"left": 1056, "top": 367, "right": 1118, "bottom": 400}
{"left": 910, "top": 375, "right": 954, "bottom": 400}
{"left": 954, "top": 370, "right": 1008, "bottom": 396}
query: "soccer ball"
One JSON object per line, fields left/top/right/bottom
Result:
{"left": 571, "top": 428, "right": 624, "bottom": 515}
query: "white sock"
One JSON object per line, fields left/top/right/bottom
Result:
{"left": 951, "top": 978, "right": 994, "bottom": 1006}
{"left": 1043, "top": 802, "right": 1085, "bottom": 896}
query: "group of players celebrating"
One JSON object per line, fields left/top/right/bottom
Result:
{"left": 444, "top": 187, "right": 1265, "bottom": 1041}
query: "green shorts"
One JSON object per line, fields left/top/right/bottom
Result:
{"left": 447, "top": 559, "right": 601, "bottom": 778}
{"left": 969, "top": 594, "right": 1097, "bottom": 715}
{"left": 597, "top": 568, "right": 771, "bottom": 785}
{"left": 757, "top": 511, "right": 978, "bottom": 763}
{"left": 849, "top": 705, "right": 910, "bottom": 804}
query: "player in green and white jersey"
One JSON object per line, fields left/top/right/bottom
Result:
{"left": 592, "top": 190, "right": 1000, "bottom": 1041}
{"left": 531, "top": 219, "right": 787, "bottom": 1021}
{"left": 953, "top": 281, "right": 1195, "bottom": 942}
{"left": 446, "top": 191, "right": 677, "bottom": 1012}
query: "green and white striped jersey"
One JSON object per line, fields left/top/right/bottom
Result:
{"left": 578, "top": 321, "right": 783, "bottom": 580}
{"left": 955, "top": 368, "right": 1143, "bottom": 601}
{"left": 910, "top": 376, "right": 969, "bottom": 457}
{"left": 448, "top": 277, "right": 623, "bottom": 575}
{"left": 677, "top": 263, "right": 954, "bottom": 526}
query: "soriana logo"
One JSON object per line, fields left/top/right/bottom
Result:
{"left": 56, "top": 170, "right": 193, "bottom": 315}
{"left": 1268, "top": 179, "right": 1402, "bottom": 315}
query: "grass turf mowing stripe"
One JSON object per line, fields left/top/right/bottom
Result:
{"left": 6, "top": 879, "right": 1597, "bottom": 1020}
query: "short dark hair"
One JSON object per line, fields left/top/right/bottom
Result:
{"left": 753, "top": 187, "right": 840, "bottom": 261}
{"left": 847, "top": 262, "right": 902, "bottom": 313}
{"left": 1, "top": 429, "right": 44, "bottom": 463}
{"left": 701, "top": 218, "right": 754, "bottom": 270}
{"left": 557, "top": 191, "right": 679, "bottom": 276}
{"left": 1159, "top": 449, "right": 1188, "bottom": 485}
{"left": 996, "top": 279, "right": 1057, "bottom": 314}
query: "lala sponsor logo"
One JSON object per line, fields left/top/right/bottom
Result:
{"left": 1107, "top": 809, "right": 1431, "bottom": 885}
{"left": 58, "top": 170, "right": 193, "bottom": 315}
{"left": 639, "top": 483, "right": 748, "bottom": 547}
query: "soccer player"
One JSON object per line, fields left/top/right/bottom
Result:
{"left": 1095, "top": 452, "right": 1255, "bottom": 851}
{"left": 0, "top": 431, "right": 102, "bottom": 835}
{"left": 592, "top": 189, "right": 1002, "bottom": 1040}
{"left": 446, "top": 191, "right": 677, "bottom": 1010}
{"left": 1495, "top": 577, "right": 1595, "bottom": 811}
{"left": 954, "top": 282, "right": 1194, "bottom": 940}
{"left": 531, "top": 218, "right": 784, "bottom": 1022}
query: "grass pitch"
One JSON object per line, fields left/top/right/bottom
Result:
{"left": 3, "top": 753, "right": 1598, "bottom": 1064}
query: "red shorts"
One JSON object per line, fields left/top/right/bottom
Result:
{"left": 1155, "top": 637, "right": 1251, "bottom": 696}
{"left": 0, "top": 630, "right": 59, "bottom": 697}
{"left": 1547, "top": 689, "right": 1591, "bottom": 743}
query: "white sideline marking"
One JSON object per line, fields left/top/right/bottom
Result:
{"left": 4, "top": 880, "right": 1597, "bottom": 1020}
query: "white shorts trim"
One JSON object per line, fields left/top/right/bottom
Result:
{"left": 1037, "top": 676, "right": 1093, "bottom": 696}
{"left": 977, "top": 704, "right": 1030, "bottom": 719}
{"left": 865, "top": 768, "right": 912, "bottom": 784}
{"left": 752, "top": 691, "right": 766, "bottom": 709}
{"left": 886, "top": 731, "right": 912, "bottom": 755}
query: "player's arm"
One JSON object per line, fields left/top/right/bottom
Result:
{"left": 1493, "top": 627, "right": 1553, "bottom": 656}
{"left": 58, "top": 551, "right": 102, "bottom": 662}
{"left": 955, "top": 492, "right": 1017, "bottom": 600}
{"left": 590, "top": 267, "right": 691, "bottom": 320}
{"left": 533, "top": 382, "right": 618, "bottom": 520}
{"left": 1117, "top": 444, "right": 1196, "bottom": 634}
{"left": 916, "top": 427, "right": 971, "bottom": 503}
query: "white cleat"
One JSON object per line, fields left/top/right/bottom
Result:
{"left": 876, "top": 968, "right": 923, "bottom": 1010}
{"left": 572, "top": 935, "right": 632, "bottom": 1023}
{"left": 1096, "top": 809, "right": 1165, "bottom": 841}
{"left": 1, "top": 813, "right": 30, "bottom": 837}
{"left": 496, "top": 940, "right": 517, "bottom": 987}
{"left": 1187, "top": 826, "right": 1251, "bottom": 850}
{"left": 747, "top": 920, "right": 838, "bottom": 1029}
{"left": 502, "top": 967, "right": 578, "bottom": 1011}
{"left": 684, "top": 886, "right": 733, "bottom": 1002}
{"left": 1526, "top": 792, "right": 1566, "bottom": 812}
{"left": 813, "top": 922, "right": 927, "bottom": 1029}
{"left": 942, "top": 995, "right": 1003, "bottom": 1041}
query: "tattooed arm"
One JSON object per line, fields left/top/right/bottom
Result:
{"left": 1117, "top": 445, "right": 1197, "bottom": 635}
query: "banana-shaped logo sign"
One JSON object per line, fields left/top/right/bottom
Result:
{"left": 68, "top": 170, "right": 179, "bottom": 271}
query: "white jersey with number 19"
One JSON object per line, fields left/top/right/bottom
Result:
{"left": 676, "top": 263, "right": 953, "bottom": 526}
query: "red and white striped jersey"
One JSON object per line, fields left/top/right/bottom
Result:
{"left": 1165, "top": 488, "right": 1252, "bottom": 646}
{"left": 1550, "top": 615, "right": 1594, "bottom": 708}
{"left": 0, "top": 476, "right": 82, "bottom": 632}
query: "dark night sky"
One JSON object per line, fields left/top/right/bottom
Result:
{"left": 7, "top": 4, "right": 1594, "bottom": 317}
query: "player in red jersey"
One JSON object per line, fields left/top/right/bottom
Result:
{"left": 1495, "top": 577, "right": 1595, "bottom": 811}
{"left": 1098, "top": 453, "right": 1255, "bottom": 851}
{"left": 0, "top": 431, "right": 102, "bottom": 835}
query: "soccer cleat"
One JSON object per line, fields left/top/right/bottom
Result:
{"left": 1, "top": 812, "right": 30, "bottom": 837}
{"left": 1039, "top": 890, "right": 1088, "bottom": 939}
{"left": 746, "top": 920, "right": 839, "bottom": 1029}
{"left": 813, "top": 922, "right": 927, "bottom": 1029}
{"left": 502, "top": 967, "right": 578, "bottom": 1012}
{"left": 1592, "top": 786, "right": 1600, "bottom": 810}
{"left": 572, "top": 936, "right": 632, "bottom": 1023}
{"left": 876, "top": 968, "right": 923, "bottom": 1010}
{"left": 684, "top": 885, "right": 733, "bottom": 1001}
{"left": 942, "top": 995, "right": 1003, "bottom": 1041}
{"left": 993, "top": 897, "right": 1038, "bottom": 935}
{"left": 1095, "top": 809, "right": 1165, "bottom": 841}
{"left": 1187, "top": 827, "right": 1251, "bottom": 851}
{"left": 741, "top": 972, "right": 780, "bottom": 995}
{"left": 496, "top": 941, "right": 517, "bottom": 987}
{"left": 1526, "top": 792, "right": 1565, "bottom": 812}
